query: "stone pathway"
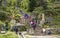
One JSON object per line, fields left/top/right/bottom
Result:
{"left": 18, "top": 32, "right": 59, "bottom": 38}
{"left": 27, "top": 35, "right": 58, "bottom": 38}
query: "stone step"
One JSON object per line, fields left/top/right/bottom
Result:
{"left": 27, "top": 36, "right": 58, "bottom": 38}
{"left": 28, "top": 27, "right": 42, "bottom": 35}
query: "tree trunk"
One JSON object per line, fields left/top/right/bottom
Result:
{"left": 40, "top": 13, "right": 45, "bottom": 27}
{"left": 42, "top": 13, "right": 45, "bottom": 21}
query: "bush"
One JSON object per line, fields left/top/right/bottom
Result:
{"left": 0, "top": 32, "right": 18, "bottom": 38}
{"left": 0, "top": 12, "right": 9, "bottom": 21}
{"left": 19, "top": 26, "right": 27, "bottom": 31}
{"left": 0, "top": 21, "right": 5, "bottom": 30}
{"left": 0, "top": 21, "right": 4, "bottom": 25}
{"left": 12, "top": 26, "right": 27, "bottom": 31}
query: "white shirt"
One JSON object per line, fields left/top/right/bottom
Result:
{"left": 31, "top": 21, "right": 33, "bottom": 24}
{"left": 42, "top": 28, "right": 46, "bottom": 32}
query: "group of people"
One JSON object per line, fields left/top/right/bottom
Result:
{"left": 5, "top": 19, "right": 51, "bottom": 35}
{"left": 30, "top": 19, "right": 51, "bottom": 35}
{"left": 41, "top": 28, "right": 51, "bottom": 35}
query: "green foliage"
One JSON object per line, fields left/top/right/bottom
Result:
{"left": 33, "top": 0, "right": 59, "bottom": 15}
{"left": 28, "top": 0, "right": 36, "bottom": 12}
{"left": 20, "top": 0, "right": 30, "bottom": 12}
{"left": 20, "top": 0, "right": 36, "bottom": 12}
{"left": 0, "top": 0, "right": 60, "bottom": 29}
{"left": 7, "top": 0, "right": 17, "bottom": 6}
{"left": 19, "top": 26, "right": 27, "bottom": 31}
{"left": 0, "top": 32, "right": 18, "bottom": 38}
{"left": 0, "top": 11, "right": 9, "bottom": 21}
{"left": 33, "top": 6, "right": 43, "bottom": 13}
{"left": 0, "top": 21, "right": 5, "bottom": 27}
{"left": 0, "top": 21, "right": 5, "bottom": 30}
{"left": 0, "top": 0, "right": 2, "bottom": 6}
{"left": 0, "top": 21, "right": 4, "bottom": 25}
{"left": 15, "top": 14, "right": 21, "bottom": 21}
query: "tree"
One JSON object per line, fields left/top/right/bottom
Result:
{"left": 7, "top": 0, "right": 17, "bottom": 6}
{"left": 47, "top": 0, "right": 60, "bottom": 15}
{"left": 20, "top": 0, "right": 30, "bottom": 12}
{"left": 0, "top": 0, "right": 21, "bottom": 22}
{"left": 0, "top": 0, "right": 2, "bottom": 6}
{"left": 0, "top": 11, "right": 9, "bottom": 22}
{"left": 28, "top": 0, "right": 36, "bottom": 12}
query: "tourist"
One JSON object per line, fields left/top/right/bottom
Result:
{"left": 42, "top": 28, "right": 46, "bottom": 35}
{"left": 15, "top": 26, "right": 18, "bottom": 34}
{"left": 30, "top": 19, "right": 36, "bottom": 34}
{"left": 5, "top": 22, "right": 9, "bottom": 31}
{"left": 48, "top": 30, "right": 51, "bottom": 35}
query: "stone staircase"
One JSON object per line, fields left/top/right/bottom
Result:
{"left": 28, "top": 26, "right": 43, "bottom": 35}
{"left": 18, "top": 32, "right": 59, "bottom": 38}
{"left": 34, "top": 26, "right": 42, "bottom": 35}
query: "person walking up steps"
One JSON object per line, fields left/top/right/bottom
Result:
{"left": 30, "top": 19, "right": 36, "bottom": 34}
{"left": 42, "top": 28, "right": 46, "bottom": 35}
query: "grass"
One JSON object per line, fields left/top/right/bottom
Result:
{"left": 0, "top": 31, "right": 18, "bottom": 38}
